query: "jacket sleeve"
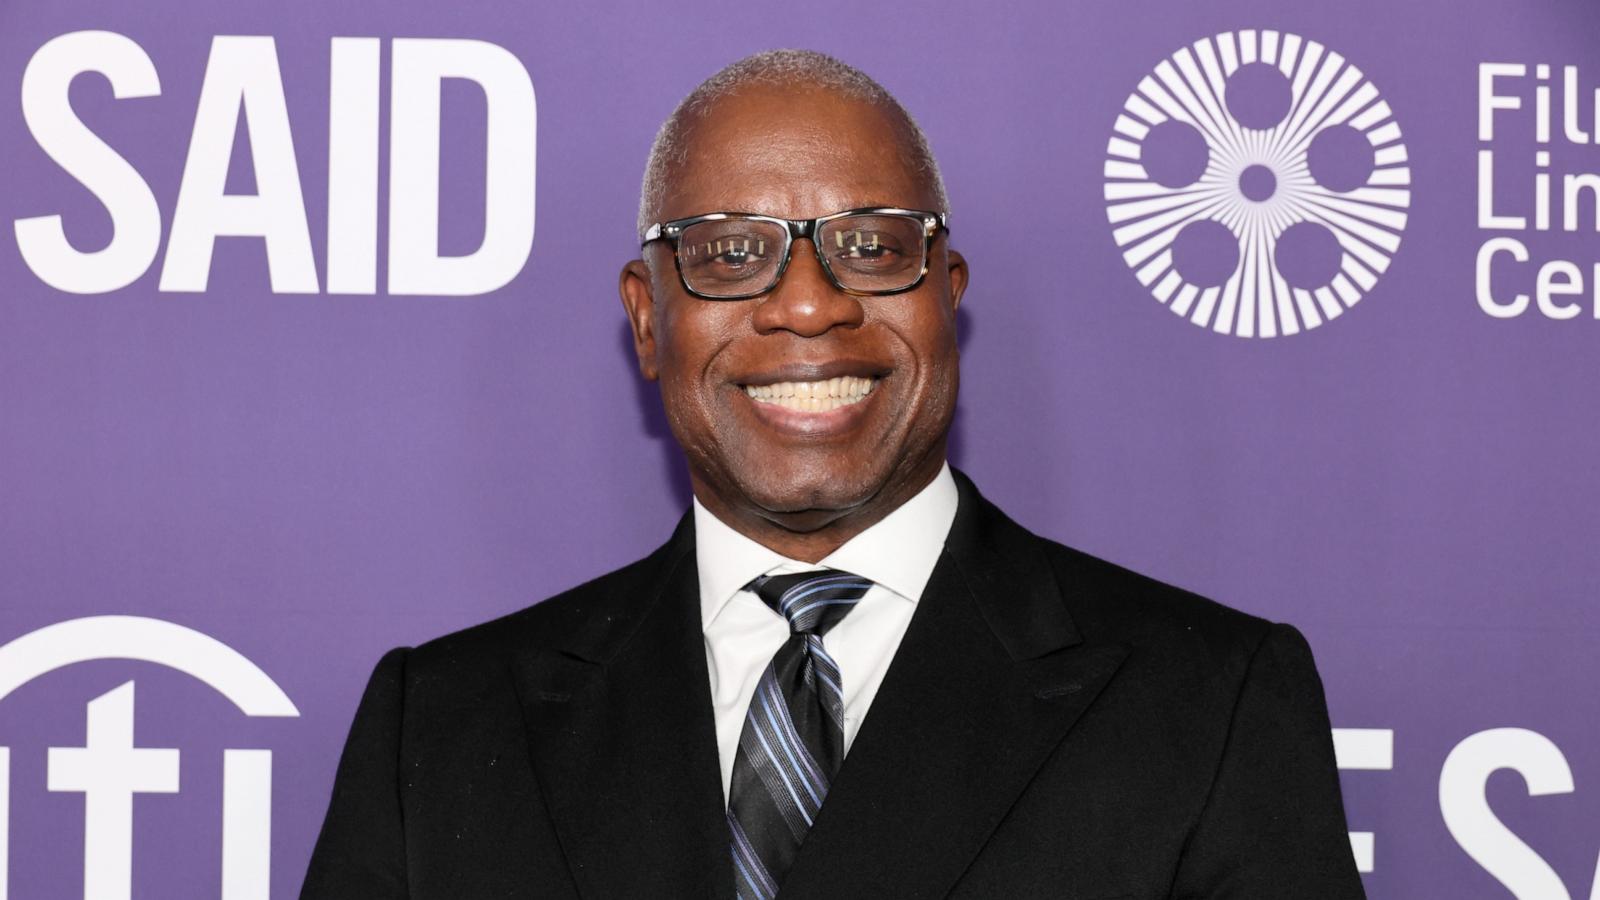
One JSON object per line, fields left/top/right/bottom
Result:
{"left": 300, "top": 647, "right": 412, "bottom": 899}
{"left": 1169, "top": 623, "right": 1366, "bottom": 899}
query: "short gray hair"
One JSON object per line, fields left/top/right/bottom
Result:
{"left": 637, "top": 49, "right": 949, "bottom": 237}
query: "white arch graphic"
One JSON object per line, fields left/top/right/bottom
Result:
{"left": 0, "top": 616, "right": 298, "bottom": 716}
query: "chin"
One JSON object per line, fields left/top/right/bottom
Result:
{"left": 738, "top": 467, "right": 882, "bottom": 520}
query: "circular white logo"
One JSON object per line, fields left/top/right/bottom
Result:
{"left": 1105, "top": 29, "right": 1410, "bottom": 337}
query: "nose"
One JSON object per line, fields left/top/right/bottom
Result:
{"left": 750, "top": 237, "right": 865, "bottom": 337}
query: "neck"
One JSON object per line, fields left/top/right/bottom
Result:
{"left": 690, "top": 452, "right": 947, "bottom": 564}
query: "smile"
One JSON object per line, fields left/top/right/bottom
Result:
{"left": 742, "top": 376, "right": 878, "bottom": 413}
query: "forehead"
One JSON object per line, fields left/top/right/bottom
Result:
{"left": 658, "top": 84, "right": 937, "bottom": 222}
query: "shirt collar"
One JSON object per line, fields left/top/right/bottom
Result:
{"left": 693, "top": 462, "right": 959, "bottom": 627}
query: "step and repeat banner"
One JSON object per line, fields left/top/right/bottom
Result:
{"left": 2, "top": 0, "right": 1597, "bottom": 896}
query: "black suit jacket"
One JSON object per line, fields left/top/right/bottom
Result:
{"left": 301, "top": 470, "right": 1365, "bottom": 898}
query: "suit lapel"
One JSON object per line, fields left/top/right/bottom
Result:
{"left": 778, "top": 471, "right": 1129, "bottom": 899}
{"left": 508, "top": 471, "right": 1127, "bottom": 900}
{"left": 510, "top": 514, "right": 734, "bottom": 900}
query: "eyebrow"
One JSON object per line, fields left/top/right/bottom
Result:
{"left": 666, "top": 200, "right": 910, "bottom": 218}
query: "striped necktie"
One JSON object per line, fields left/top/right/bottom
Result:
{"left": 726, "top": 568, "right": 873, "bottom": 900}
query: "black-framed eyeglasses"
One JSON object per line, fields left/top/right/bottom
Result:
{"left": 640, "top": 207, "right": 948, "bottom": 300}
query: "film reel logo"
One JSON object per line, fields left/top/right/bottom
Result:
{"left": 1105, "top": 30, "right": 1410, "bottom": 337}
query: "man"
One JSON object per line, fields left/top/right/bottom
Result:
{"left": 302, "top": 50, "right": 1364, "bottom": 899}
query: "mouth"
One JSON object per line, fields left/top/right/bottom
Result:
{"left": 741, "top": 375, "right": 879, "bottom": 413}
{"left": 733, "top": 360, "right": 891, "bottom": 436}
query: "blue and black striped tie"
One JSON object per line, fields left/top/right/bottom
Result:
{"left": 727, "top": 568, "right": 873, "bottom": 900}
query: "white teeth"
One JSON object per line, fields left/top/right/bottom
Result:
{"left": 743, "top": 376, "right": 878, "bottom": 412}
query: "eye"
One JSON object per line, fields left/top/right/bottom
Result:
{"left": 832, "top": 229, "right": 904, "bottom": 263}
{"left": 689, "top": 236, "right": 768, "bottom": 269}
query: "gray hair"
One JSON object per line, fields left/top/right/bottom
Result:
{"left": 637, "top": 49, "right": 949, "bottom": 237}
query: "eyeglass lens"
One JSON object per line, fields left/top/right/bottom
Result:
{"left": 677, "top": 213, "right": 927, "bottom": 297}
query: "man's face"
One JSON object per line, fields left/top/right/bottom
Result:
{"left": 620, "top": 83, "right": 968, "bottom": 538}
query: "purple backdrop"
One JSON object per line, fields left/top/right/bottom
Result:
{"left": 2, "top": 0, "right": 1598, "bottom": 897}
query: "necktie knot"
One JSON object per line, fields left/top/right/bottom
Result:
{"left": 748, "top": 568, "right": 872, "bottom": 637}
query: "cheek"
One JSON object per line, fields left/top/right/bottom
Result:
{"left": 653, "top": 304, "right": 743, "bottom": 432}
{"left": 918, "top": 352, "right": 960, "bottom": 429}
{"left": 895, "top": 312, "right": 961, "bottom": 434}
{"left": 896, "top": 304, "right": 960, "bottom": 384}
{"left": 654, "top": 298, "right": 726, "bottom": 382}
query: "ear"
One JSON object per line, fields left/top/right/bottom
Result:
{"left": 945, "top": 248, "right": 969, "bottom": 312}
{"left": 619, "top": 258, "right": 660, "bottom": 381}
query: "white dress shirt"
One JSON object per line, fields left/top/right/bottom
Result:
{"left": 693, "top": 463, "right": 960, "bottom": 805}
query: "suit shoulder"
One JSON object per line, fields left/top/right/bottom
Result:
{"left": 404, "top": 535, "right": 686, "bottom": 676}
{"left": 953, "top": 471, "right": 1277, "bottom": 663}
{"left": 1023, "top": 533, "right": 1313, "bottom": 702}
{"left": 1033, "top": 531, "right": 1275, "bottom": 653}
